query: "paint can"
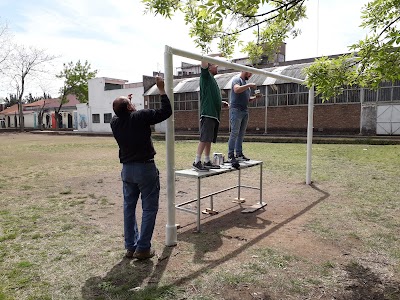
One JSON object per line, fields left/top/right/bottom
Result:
{"left": 213, "top": 153, "right": 224, "bottom": 165}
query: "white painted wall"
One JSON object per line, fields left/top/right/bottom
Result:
{"left": 76, "top": 103, "right": 90, "bottom": 131}
{"left": 24, "top": 113, "right": 35, "bottom": 128}
{"left": 0, "top": 114, "right": 18, "bottom": 128}
{"left": 83, "top": 77, "right": 144, "bottom": 133}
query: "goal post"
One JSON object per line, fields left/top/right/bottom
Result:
{"left": 163, "top": 45, "right": 314, "bottom": 246}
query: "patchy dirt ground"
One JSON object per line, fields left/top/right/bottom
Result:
{"left": 1, "top": 133, "right": 399, "bottom": 300}
{"left": 77, "top": 167, "right": 399, "bottom": 299}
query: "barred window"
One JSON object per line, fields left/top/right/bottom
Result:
{"left": 347, "top": 89, "right": 360, "bottom": 103}
{"left": 298, "top": 93, "right": 308, "bottom": 105}
{"left": 378, "top": 86, "right": 392, "bottom": 102}
{"left": 364, "top": 81, "right": 400, "bottom": 102}
{"left": 248, "top": 86, "right": 266, "bottom": 107}
{"left": 92, "top": 114, "right": 100, "bottom": 123}
{"left": 104, "top": 113, "right": 112, "bottom": 123}
{"left": 148, "top": 95, "right": 161, "bottom": 109}
{"left": 221, "top": 89, "right": 229, "bottom": 104}
{"left": 268, "top": 95, "right": 278, "bottom": 106}
{"left": 393, "top": 85, "right": 400, "bottom": 100}
{"left": 315, "top": 94, "right": 324, "bottom": 104}
{"left": 267, "top": 85, "right": 278, "bottom": 106}
{"left": 174, "top": 92, "right": 199, "bottom": 111}
{"left": 255, "top": 86, "right": 266, "bottom": 107}
{"left": 336, "top": 90, "right": 347, "bottom": 103}
{"left": 364, "top": 89, "right": 377, "bottom": 102}
{"left": 266, "top": 83, "right": 309, "bottom": 106}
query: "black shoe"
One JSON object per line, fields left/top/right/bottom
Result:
{"left": 236, "top": 153, "right": 250, "bottom": 161}
{"left": 228, "top": 155, "right": 240, "bottom": 169}
{"left": 227, "top": 154, "right": 236, "bottom": 163}
{"left": 203, "top": 161, "right": 221, "bottom": 169}
{"left": 192, "top": 161, "right": 209, "bottom": 172}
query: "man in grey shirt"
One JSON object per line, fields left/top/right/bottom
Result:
{"left": 228, "top": 71, "right": 262, "bottom": 164}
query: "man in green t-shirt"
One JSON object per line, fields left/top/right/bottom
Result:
{"left": 193, "top": 55, "right": 228, "bottom": 171}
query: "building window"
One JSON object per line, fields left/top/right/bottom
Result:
{"left": 393, "top": 80, "right": 400, "bottom": 100}
{"left": 92, "top": 114, "right": 100, "bottom": 123}
{"left": 148, "top": 95, "right": 161, "bottom": 109}
{"left": 104, "top": 113, "right": 112, "bottom": 123}
{"left": 362, "top": 80, "right": 399, "bottom": 103}
{"left": 248, "top": 86, "right": 266, "bottom": 107}
{"left": 221, "top": 89, "right": 229, "bottom": 104}
{"left": 174, "top": 92, "right": 199, "bottom": 111}
{"left": 104, "top": 83, "right": 123, "bottom": 91}
{"left": 347, "top": 88, "right": 360, "bottom": 103}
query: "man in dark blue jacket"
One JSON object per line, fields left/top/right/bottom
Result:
{"left": 111, "top": 76, "right": 172, "bottom": 260}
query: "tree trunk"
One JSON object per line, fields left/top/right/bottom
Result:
{"left": 55, "top": 101, "right": 63, "bottom": 130}
{"left": 38, "top": 102, "right": 46, "bottom": 131}
{"left": 38, "top": 113, "right": 44, "bottom": 130}
{"left": 18, "top": 100, "right": 24, "bottom": 132}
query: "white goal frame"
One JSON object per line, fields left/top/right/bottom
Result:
{"left": 163, "top": 45, "right": 315, "bottom": 246}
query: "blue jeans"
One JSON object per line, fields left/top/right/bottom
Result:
{"left": 121, "top": 162, "right": 160, "bottom": 252}
{"left": 228, "top": 108, "right": 249, "bottom": 157}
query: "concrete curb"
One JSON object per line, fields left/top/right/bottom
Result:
{"left": 22, "top": 130, "right": 400, "bottom": 145}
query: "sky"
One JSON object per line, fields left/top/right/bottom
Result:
{"left": 0, "top": 0, "right": 370, "bottom": 98}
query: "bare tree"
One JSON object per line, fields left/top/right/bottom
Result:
{"left": 0, "top": 20, "right": 13, "bottom": 97}
{"left": 7, "top": 45, "right": 56, "bottom": 131}
{"left": 37, "top": 100, "right": 46, "bottom": 131}
{"left": 0, "top": 20, "right": 12, "bottom": 71}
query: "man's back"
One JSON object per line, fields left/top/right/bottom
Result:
{"left": 199, "top": 67, "right": 222, "bottom": 121}
{"left": 111, "top": 93, "right": 172, "bottom": 163}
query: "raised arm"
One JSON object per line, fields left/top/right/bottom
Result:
{"left": 156, "top": 76, "right": 166, "bottom": 96}
{"left": 201, "top": 53, "right": 223, "bottom": 69}
{"left": 138, "top": 76, "right": 172, "bottom": 125}
{"left": 233, "top": 82, "right": 257, "bottom": 94}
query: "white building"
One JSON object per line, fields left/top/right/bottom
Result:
{"left": 77, "top": 77, "right": 145, "bottom": 133}
{"left": 0, "top": 96, "right": 79, "bottom": 130}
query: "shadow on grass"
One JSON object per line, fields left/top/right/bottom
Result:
{"left": 82, "top": 183, "right": 329, "bottom": 299}
{"left": 169, "top": 183, "right": 330, "bottom": 284}
{"left": 81, "top": 258, "right": 156, "bottom": 299}
{"left": 178, "top": 205, "right": 271, "bottom": 263}
{"left": 336, "top": 262, "right": 400, "bottom": 300}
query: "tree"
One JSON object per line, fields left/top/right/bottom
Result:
{"left": 23, "top": 92, "right": 52, "bottom": 103}
{"left": 143, "top": 0, "right": 399, "bottom": 99}
{"left": 55, "top": 60, "right": 97, "bottom": 129}
{"left": 306, "top": 0, "right": 400, "bottom": 99}
{"left": 0, "top": 20, "right": 12, "bottom": 74}
{"left": 37, "top": 100, "right": 46, "bottom": 131}
{"left": 304, "top": 0, "right": 400, "bottom": 99}
{"left": 142, "top": 0, "right": 306, "bottom": 62}
{"left": 7, "top": 45, "right": 56, "bottom": 131}
{"left": 5, "top": 94, "right": 18, "bottom": 108}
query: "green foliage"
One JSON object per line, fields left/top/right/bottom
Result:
{"left": 144, "top": 0, "right": 399, "bottom": 101}
{"left": 142, "top": 0, "right": 306, "bottom": 58}
{"left": 304, "top": 55, "right": 359, "bottom": 100}
{"left": 305, "top": 0, "right": 400, "bottom": 99}
{"left": 56, "top": 60, "right": 97, "bottom": 103}
{"left": 4, "top": 93, "right": 18, "bottom": 107}
{"left": 23, "top": 92, "right": 52, "bottom": 103}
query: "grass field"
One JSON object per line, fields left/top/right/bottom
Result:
{"left": 0, "top": 133, "right": 399, "bottom": 300}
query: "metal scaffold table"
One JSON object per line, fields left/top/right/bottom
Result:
{"left": 175, "top": 160, "right": 267, "bottom": 231}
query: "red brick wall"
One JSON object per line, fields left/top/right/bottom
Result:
{"left": 174, "top": 107, "right": 230, "bottom": 131}
{"left": 174, "top": 103, "right": 361, "bottom": 134}
{"left": 174, "top": 110, "right": 199, "bottom": 131}
{"left": 313, "top": 104, "right": 361, "bottom": 132}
